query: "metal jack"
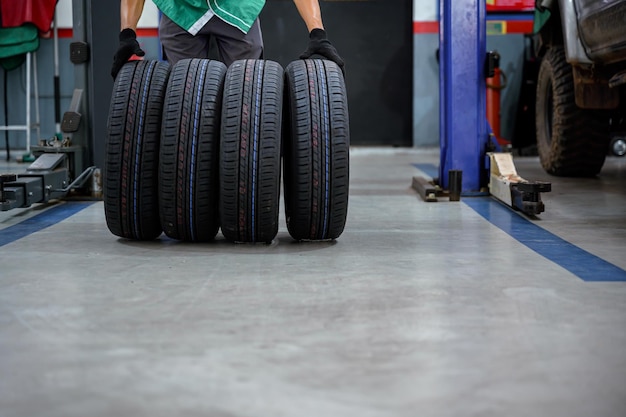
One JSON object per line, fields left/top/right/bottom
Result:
{"left": 1, "top": 153, "right": 95, "bottom": 211}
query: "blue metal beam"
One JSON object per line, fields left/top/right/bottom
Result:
{"left": 439, "top": 0, "right": 488, "bottom": 193}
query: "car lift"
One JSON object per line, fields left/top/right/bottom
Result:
{"left": 412, "top": 0, "right": 551, "bottom": 216}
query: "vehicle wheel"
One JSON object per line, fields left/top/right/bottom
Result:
{"left": 535, "top": 47, "right": 609, "bottom": 176}
{"left": 105, "top": 60, "right": 170, "bottom": 240}
{"left": 220, "top": 59, "right": 283, "bottom": 243}
{"left": 283, "top": 59, "right": 350, "bottom": 241}
{"left": 159, "top": 59, "right": 226, "bottom": 241}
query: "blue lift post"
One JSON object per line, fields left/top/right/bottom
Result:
{"left": 438, "top": 0, "right": 489, "bottom": 194}
{"left": 412, "top": 0, "right": 551, "bottom": 213}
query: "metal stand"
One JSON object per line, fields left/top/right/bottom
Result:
{"left": 438, "top": 0, "right": 488, "bottom": 194}
{"left": 412, "top": 0, "right": 551, "bottom": 214}
{"left": 0, "top": 52, "right": 41, "bottom": 161}
{"left": 412, "top": 0, "right": 488, "bottom": 200}
{"left": 71, "top": 0, "right": 120, "bottom": 171}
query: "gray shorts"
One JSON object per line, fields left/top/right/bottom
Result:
{"left": 158, "top": 13, "right": 264, "bottom": 67}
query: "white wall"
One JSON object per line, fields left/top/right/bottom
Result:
{"left": 412, "top": 0, "right": 440, "bottom": 147}
{"left": 55, "top": 0, "right": 160, "bottom": 28}
{"left": 413, "top": 0, "right": 438, "bottom": 22}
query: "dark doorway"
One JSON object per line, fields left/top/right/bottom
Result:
{"left": 260, "top": 0, "right": 413, "bottom": 146}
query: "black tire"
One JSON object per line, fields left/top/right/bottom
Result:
{"left": 220, "top": 59, "right": 283, "bottom": 243}
{"left": 283, "top": 59, "right": 350, "bottom": 241}
{"left": 105, "top": 60, "right": 170, "bottom": 240}
{"left": 159, "top": 59, "right": 226, "bottom": 241}
{"left": 535, "top": 47, "right": 610, "bottom": 177}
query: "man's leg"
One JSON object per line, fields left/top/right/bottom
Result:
{"left": 159, "top": 14, "right": 211, "bottom": 66}
{"left": 209, "top": 18, "right": 263, "bottom": 67}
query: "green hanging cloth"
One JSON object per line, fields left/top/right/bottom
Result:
{"left": 0, "top": 23, "right": 39, "bottom": 71}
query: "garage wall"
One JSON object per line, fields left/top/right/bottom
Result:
{"left": 413, "top": 0, "right": 440, "bottom": 147}
{"left": 260, "top": 0, "right": 413, "bottom": 147}
{"left": 0, "top": 0, "right": 530, "bottom": 152}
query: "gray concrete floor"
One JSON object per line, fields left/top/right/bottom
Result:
{"left": 1, "top": 148, "right": 625, "bottom": 417}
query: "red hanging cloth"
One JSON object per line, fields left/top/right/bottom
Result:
{"left": 0, "top": 0, "right": 58, "bottom": 33}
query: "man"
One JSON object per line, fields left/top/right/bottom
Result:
{"left": 111, "top": 0, "right": 344, "bottom": 78}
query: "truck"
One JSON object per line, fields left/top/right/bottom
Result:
{"left": 534, "top": 0, "right": 626, "bottom": 176}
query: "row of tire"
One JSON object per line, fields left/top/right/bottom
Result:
{"left": 104, "top": 58, "right": 350, "bottom": 243}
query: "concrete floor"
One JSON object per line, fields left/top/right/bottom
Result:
{"left": 1, "top": 148, "right": 625, "bottom": 417}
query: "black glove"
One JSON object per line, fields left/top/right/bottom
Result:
{"left": 300, "top": 29, "right": 345, "bottom": 73}
{"left": 111, "top": 28, "right": 145, "bottom": 80}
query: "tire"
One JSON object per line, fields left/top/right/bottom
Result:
{"left": 104, "top": 60, "right": 170, "bottom": 240}
{"left": 159, "top": 59, "right": 226, "bottom": 241}
{"left": 535, "top": 47, "right": 610, "bottom": 177}
{"left": 220, "top": 59, "right": 283, "bottom": 243}
{"left": 283, "top": 59, "right": 350, "bottom": 241}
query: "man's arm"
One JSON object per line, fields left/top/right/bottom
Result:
{"left": 294, "top": 0, "right": 345, "bottom": 71}
{"left": 121, "top": 0, "right": 146, "bottom": 30}
{"left": 292, "top": 0, "right": 324, "bottom": 32}
{"left": 111, "top": 0, "right": 146, "bottom": 78}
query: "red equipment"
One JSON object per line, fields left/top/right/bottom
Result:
{"left": 486, "top": 54, "right": 509, "bottom": 146}
{"left": 486, "top": 0, "right": 535, "bottom": 12}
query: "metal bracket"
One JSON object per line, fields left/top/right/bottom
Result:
{"left": 511, "top": 181, "right": 552, "bottom": 216}
{"left": 61, "top": 89, "right": 84, "bottom": 133}
{"left": 412, "top": 169, "right": 462, "bottom": 202}
{"left": 0, "top": 174, "right": 17, "bottom": 204}
{"left": 412, "top": 176, "right": 446, "bottom": 202}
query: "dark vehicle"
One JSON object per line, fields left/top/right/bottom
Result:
{"left": 534, "top": 0, "right": 626, "bottom": 176}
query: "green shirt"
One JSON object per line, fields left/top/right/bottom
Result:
{"left": 153, "top": 0, "right": 266, "bottom": 35}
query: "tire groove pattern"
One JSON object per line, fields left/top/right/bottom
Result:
{"left": 160, "top": 58, "right": 226, "bottom": 241}
{"left": 220, "top": 59, "right": 283, "bottom": 243}
{"left": 284, "top": 59, "right": 350, "bottom": 241}
{"left": 105, "top": 60, "right": 170, "bottom": 240}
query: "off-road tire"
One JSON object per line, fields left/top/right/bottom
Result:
{"left": 535, "top": 47, "right": 609, "bottom": 177}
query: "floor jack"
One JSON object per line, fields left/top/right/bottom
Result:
{"left": 0, "top": 152, "right": 95, "bottom": 212}
{"left": 1, "top": 86, "right": 98, "bottom": 212}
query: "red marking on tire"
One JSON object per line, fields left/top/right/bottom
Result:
{"left": 121, "top": 81, "right": 137, "bottom": 231}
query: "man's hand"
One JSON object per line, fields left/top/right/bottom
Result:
{"left": 300, "top": 29, "right": 345, "bottom": 73}
{"left": 111, "top": 28, "right": 145, "bottom": 80}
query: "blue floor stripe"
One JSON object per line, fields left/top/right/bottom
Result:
{"left": 465, "top": 198, "right": 626, "bottom": 282}
{"left": 412, "top": 163, "right": 439, "bottom": 179}
{"left": 0, "top": 202, "right": 95, "bottom": 248}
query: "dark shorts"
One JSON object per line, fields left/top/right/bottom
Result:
{"left": 158, "top": 13, "right": 264, "bottom": 67}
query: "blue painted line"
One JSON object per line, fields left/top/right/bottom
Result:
{"left": 464, "top": 198, "right": 626, "bottom": 282}
{"left": 412, "top": 163, "right": 439, "bottom": 179}
{"left": 0, "top": 202, "right": 95, "bottom": 248}
{"left": 487, "top": 13, "right": 533, "bottom": 21}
